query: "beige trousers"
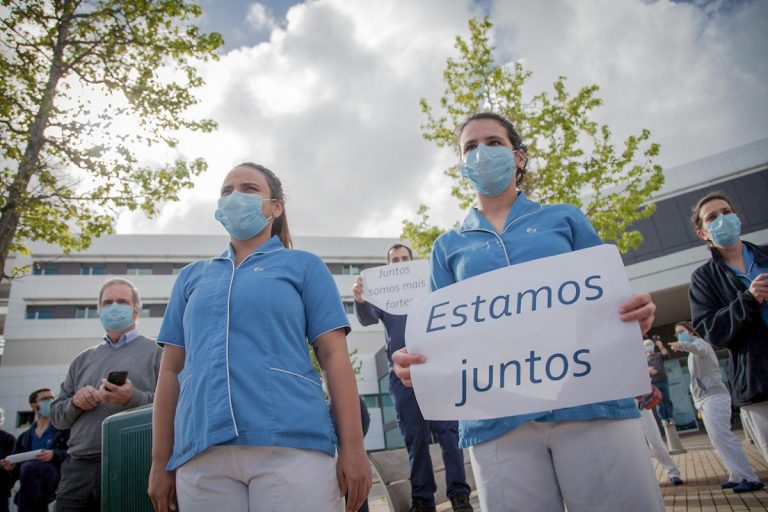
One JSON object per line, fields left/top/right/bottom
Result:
{"left": 468, "top": 418, "right": 665, "bottom": 512}
{"left": 175, "top": 445, "right": 344, "bottom": 512}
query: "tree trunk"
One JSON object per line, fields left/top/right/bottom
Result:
{"left": 0, "top": 7, "right": 72, "bottom": 281}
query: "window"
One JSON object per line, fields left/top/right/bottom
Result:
{"left": 16, "top": 411, "right": 34, "bottom": 429}
{"left": 80, "top": 265, "right": 107, "bottom": 275}
{"left": 362, "top": 395, "right": 379, "bottom": 409}
{"left": 126, "top": 264, "right": 152, "bottom": 275}
{"left": 341, "top": 264, "right": 362, "bottom": 276}
{"left": 343, "top": 301, "right": 355, "bottom": 315}
{"left": 75, "top": 306, "right": 98, "bottom": 319}
{"left": 33, "top": 264, "right": 59, "bottom": 275}
{"left": 385, "top": 427, "right": 405, "bottom": 450}
{"left": 378, "top": 374, "right": 389, "bottom": 394}
{"left": 171, "top": 264, "right": 188, "bottom": 275}
{"left": 26, "top": 307, "right": 54, "bottom": 319}
{"left": 140, "top": 307, "right": 151, "bottom": 318}
{"left": 380, "top": 393, "right": 397, "bottom": 423}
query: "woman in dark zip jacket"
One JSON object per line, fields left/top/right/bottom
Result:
{"left": 688, "top": 191, "right": 768, "bottom": 467}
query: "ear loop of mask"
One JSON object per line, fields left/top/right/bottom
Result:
{"left": 264, "top": 198, "right": 279, "bottom": 224}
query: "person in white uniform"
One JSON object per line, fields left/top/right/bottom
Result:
{"left": 670, "top": 321, "right": 764, "bottom": 493}
{"left": 638, "top": 366, "right": 684, "bottom": 486}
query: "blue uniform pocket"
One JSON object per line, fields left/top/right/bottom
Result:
{"left": 173, "top": 370, "right": 198, "bottom": 460}
{"left": 267, "top": 359, "right": 334, "bottom": 449}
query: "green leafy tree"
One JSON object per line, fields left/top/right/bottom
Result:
{"left": 404, "top": 17, "right": 664, "bottom": 258}
{"left": 0, "top": 0, "right": 223, "bottom": 278}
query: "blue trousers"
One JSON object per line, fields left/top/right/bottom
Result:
{"left": 15, "top": 460, "right": 59, "bottom": 512}
{"left": 390, "top": 374, "right": 471, "bottom": 506}
{"left": 655, "top": 379, "right": 675, "bottom": 421}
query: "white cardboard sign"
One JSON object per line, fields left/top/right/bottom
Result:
{"left": 361, "top": 260, "right": 430, "bottom": 315}
{"left": 405, "top": 245, "right": 650, "bottom": 420}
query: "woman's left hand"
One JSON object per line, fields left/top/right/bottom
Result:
{"left": 618, "top": 293, "right": 656, "bottom": 334}
{"left": 337, "top": 446, "right": 372, "bottom": 512}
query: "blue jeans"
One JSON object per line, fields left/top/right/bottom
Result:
{"left": 16, "top": 460, "right": 59, "bottom": 512}
{"left": 390, "top": 374, "right": 471, "bottom": 506}
{"left": 655, "top": 379, "right": 675, "bottom": 421}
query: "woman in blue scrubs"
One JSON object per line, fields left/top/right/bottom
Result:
{"left": 393, "top": 113, "right": 664, "bottom": 512}
{"left": 148, "top": 163, "right": 371, "bottom": 512}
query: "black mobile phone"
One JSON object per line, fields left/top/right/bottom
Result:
{"left": 107, "top": 371, "right": 128, "bottom": 386}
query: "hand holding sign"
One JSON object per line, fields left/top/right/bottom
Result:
{"left": 403, "top": 245, "right": 653, "bottom": 421}
{"left": 360, "top": 260, "right": 430, "bottom": 315}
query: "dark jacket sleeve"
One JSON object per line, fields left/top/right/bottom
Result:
{"left": 13, "top": 430, "right": 31, "bottom": 454}
{"left": 0, "top": 430, "right": 17, "bottom": 494}
{"left": 8, "top": 430, "right": 30, "bottom": 481}
{"left": 689, "top": 265, "right": 762, "bottom": 349}
{"left": 354, "top": 300, "right": 382, "bottom": 327}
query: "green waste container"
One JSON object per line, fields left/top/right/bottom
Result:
{"left": 101, "top": 404, "right": 154, "bottom": 512}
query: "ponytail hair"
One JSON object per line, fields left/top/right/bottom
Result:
{"left": 236, "top": 162, "right": 293, "bottom": 248}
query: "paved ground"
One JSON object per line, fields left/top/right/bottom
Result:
{"left": 368, "top": 430, "right": 768, "bottom": 511}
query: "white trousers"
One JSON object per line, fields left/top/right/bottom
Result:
{"left": 175, "top": 445, "right": 344, "bottom": 512}
{"left": 468, "top": 418, "right": 665, "bottom": 512}
{"left": 740, "top": 408, "right": 755, "bottom": 443}
{"left": 639, "top": 408, "right": 681, "bottom": 479}
{"left": 700, "top": 394, "right": 759, "bottom": 483}
{"left": 741, "top": 400, "right": 768, "bottom": 464}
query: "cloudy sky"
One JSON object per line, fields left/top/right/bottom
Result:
{"left": 115, "top": 0, "right": 768, "bottom": 240}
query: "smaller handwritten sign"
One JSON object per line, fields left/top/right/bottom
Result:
{"left": 361, "top": 260, "right": 430, "bottom": 315}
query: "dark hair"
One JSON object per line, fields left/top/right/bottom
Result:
{"left": 236, "top": 162, "right": 293, "bottom": 248}
{"left": 674, "top": 320, "right": 699, "bottom": 337}
{"left": 459, "top": 112, "right": 528, "bottom": 185}
{"left": 29, "top": 388, "right": 51, "bottom": 405}
{"left": 691, "top": 191, "right": 736, "bottom": 231}
{"left": 386, "top": 243, "right": 413, "bottom": 263}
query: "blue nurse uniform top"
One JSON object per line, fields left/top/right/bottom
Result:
{"left": 430, "top": 193, "right": 640, "bottom": 449}
{"left": 158, "top": 236, "right": 351, "bottom": 470}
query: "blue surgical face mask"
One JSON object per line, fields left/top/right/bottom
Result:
{"left": 38, "top": 399, "right": 52, "bottom": 418}
{"left": 460, "top": 144, "right": 516, "bottom": 197}
{"left": 645, "top": 344, "right": 655, "bottom": 354}
{"left": 215, "top": 190, "right": 273, "bottom": 241}
{"left": 99, "top": 303, "right": 134, "bottom": 332}
{"left": 675, "top": 331, "right": 692, "bottom": 342}
{"left": 706, "top": 213, "right": 741, "bottom": 248}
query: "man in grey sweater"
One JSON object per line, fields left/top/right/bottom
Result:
{"left": 51, "top": 278, "right": 162, "bottom": 511}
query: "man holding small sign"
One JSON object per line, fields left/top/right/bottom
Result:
{"left": 354, "top": 244, "right": 473, "bottom": 512}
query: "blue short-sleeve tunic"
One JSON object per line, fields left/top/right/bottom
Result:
{"left": 159, "top": 236, "right": 351, "bottom": 470}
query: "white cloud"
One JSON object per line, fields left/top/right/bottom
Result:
{"left": 246, "top": 3, "right": 279, "bottom": 34}
{"left": 117, "top": 0, "right": 768, "bottom": 240}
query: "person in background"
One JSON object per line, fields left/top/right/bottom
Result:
{"left": 643, "top": 336, "right": 675, "bottom": 424}
{"left": 392, "top": 112, "right": 663, "bottom": 512}
{"left": 354, "top": 244, "right": 472, "bottom": 512}
{"left": 0, "top": 408, "right": 15, "bottom": 512}
{"left": 1, "top": 388, "right": 69, "bottom": 512}
{"left": 688, "top": 191, "right": 768, "bottom": 465}
{"left": 51, "top": 278, "right": 162, "bottom": 511}
{"left": 638, "top": 368, "right": 684, "bottom": 486}
{"left": 670, "top": 320, "right": 763, "bottom": 493}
